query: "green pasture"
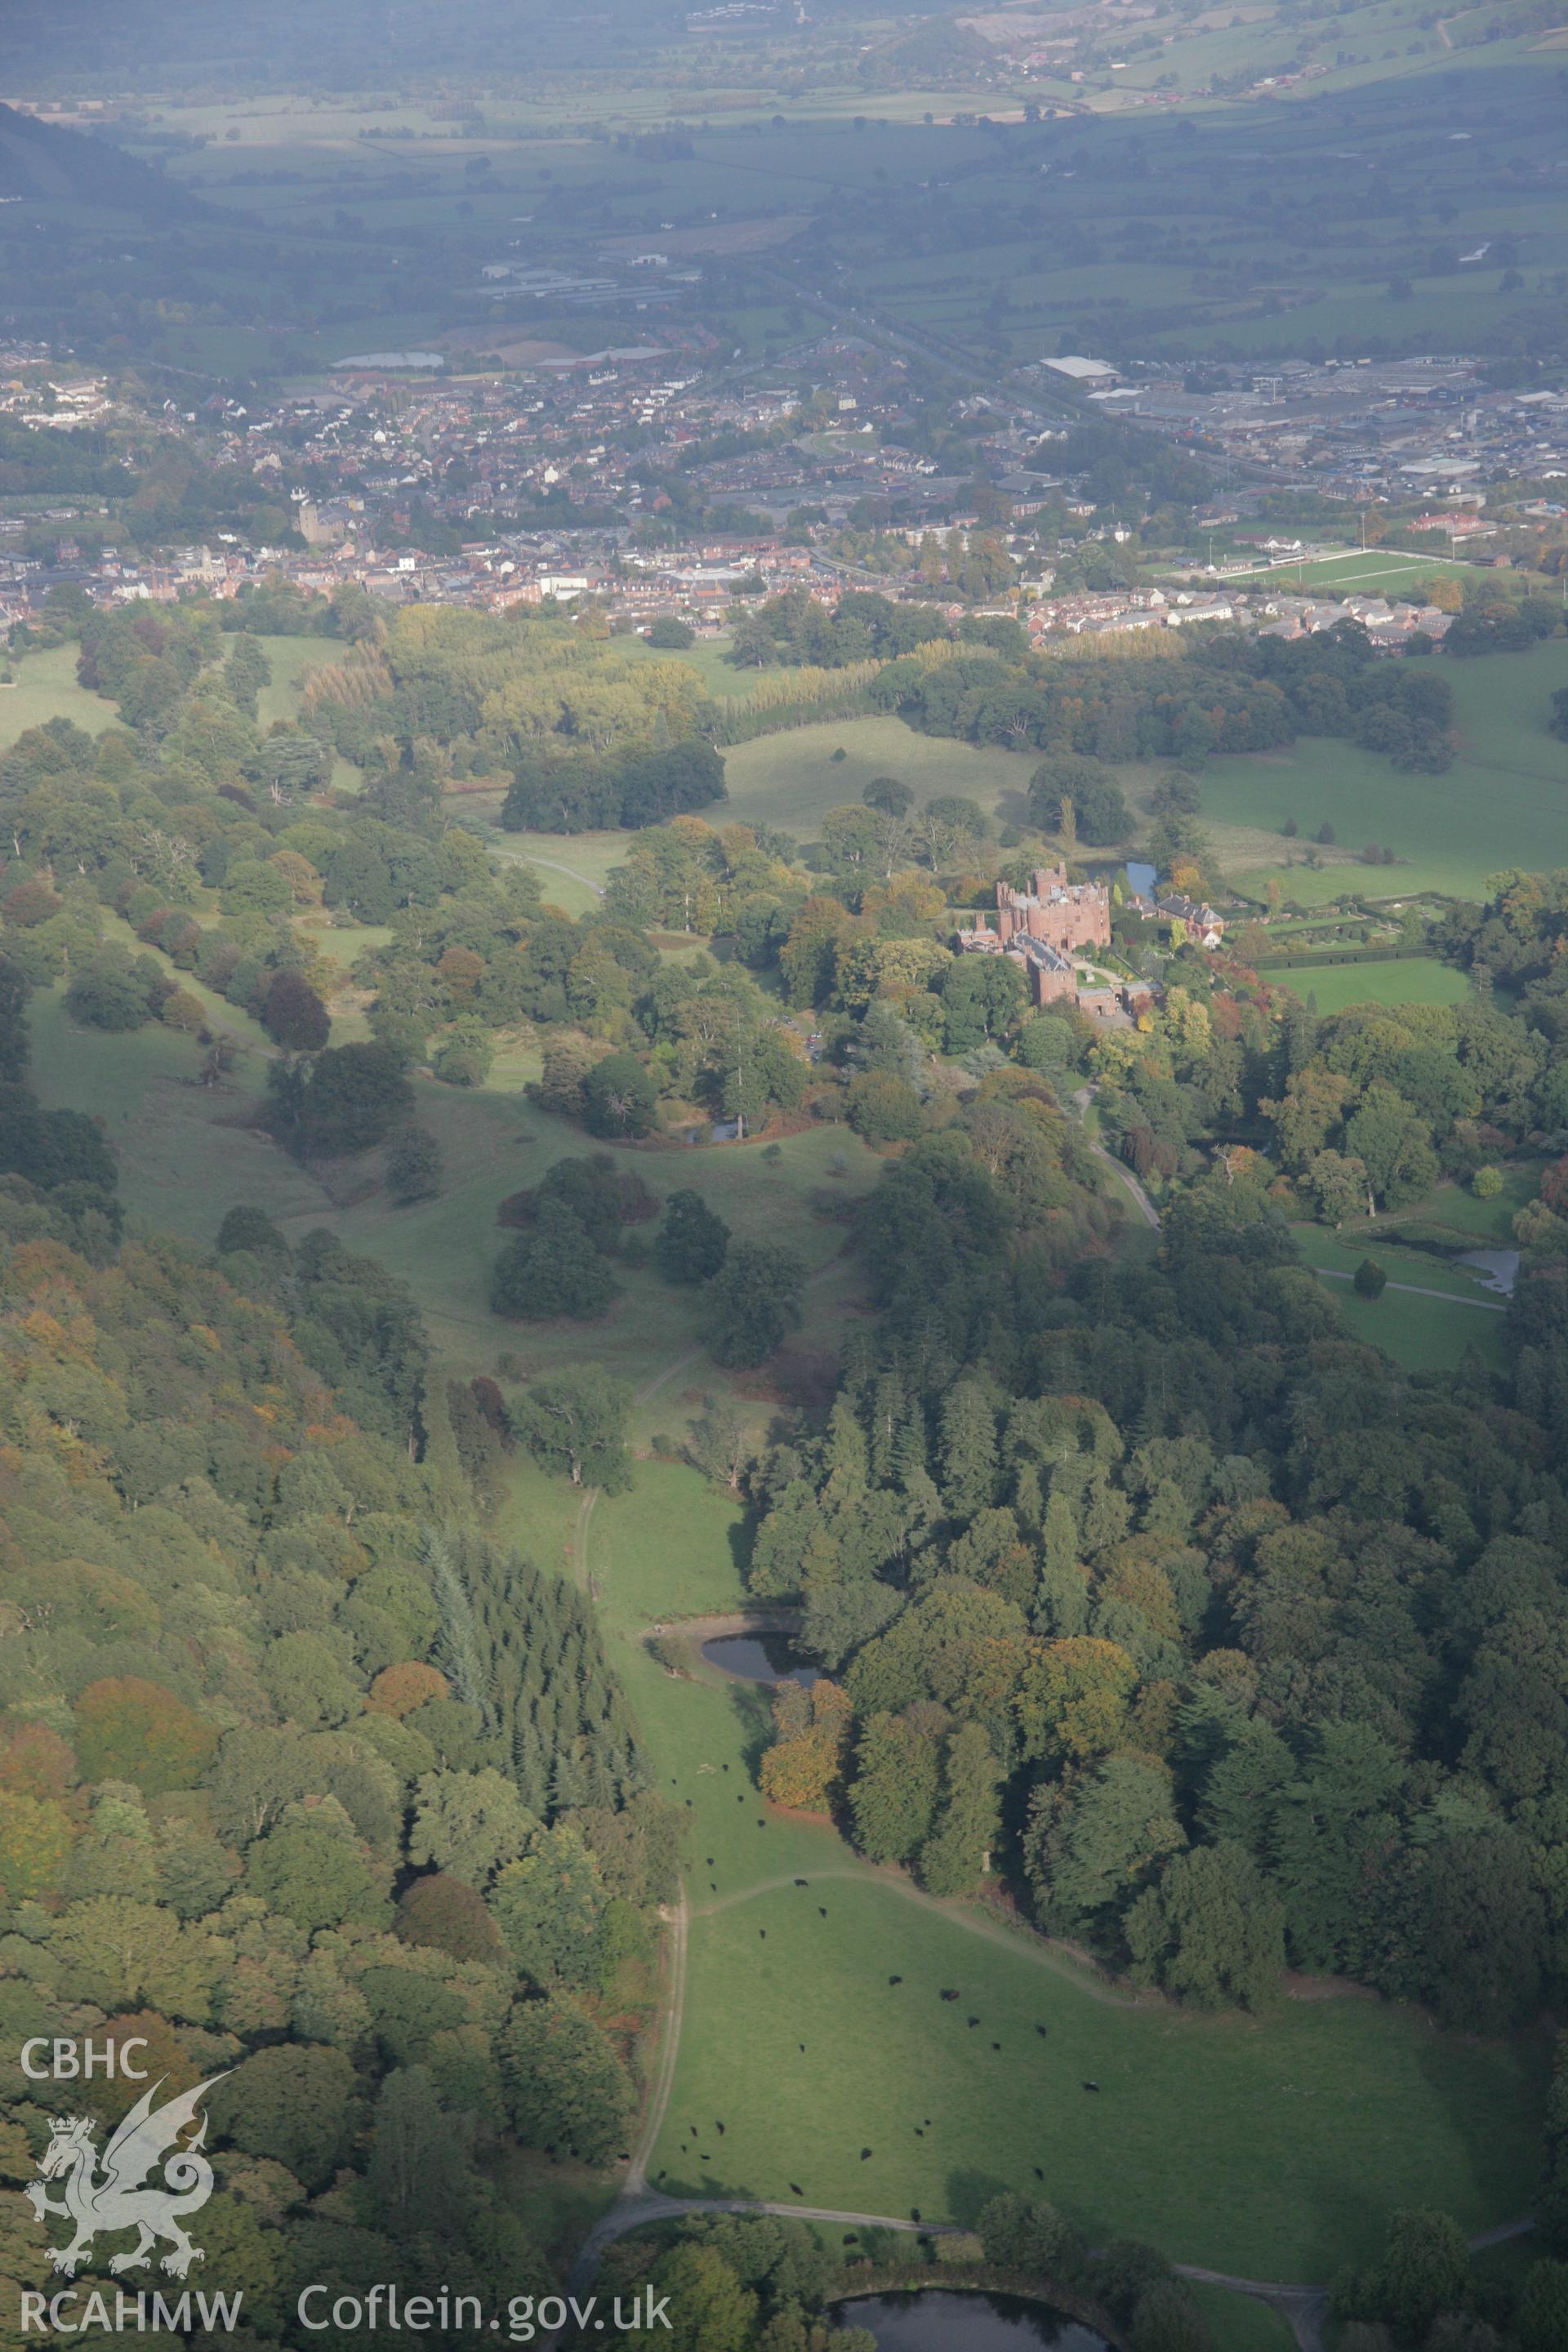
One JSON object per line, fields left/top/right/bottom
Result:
{"left": 487, "top": 828, "right": 625, "bottom": 913}
{"left": 253, "top": 631, "right": 360, "bottom": 787}
{"left": 1187, "top": 2287, "right": 1297, "bottom": 2352}
{"left": 1214, "top": 640, "right": 1568, "bottom": 904}
{"left": 562, "top": 1462, "right": 1544, "bottom": 2283}
{"left": 1290, "top": 1221, "right": 1511, "bottom": 1372}
{"left": 722, "top": 716, "right": 1039, "bottom": 841}
{"left": 1389, "top": 1164, "right": 1539, "bottom": 1246}
{"left": 639, "top": 635, "right": 792, "bottom": 705}
{"left": 28, "top": 977, "right": 879, "bottom": 1423}
{"left": 253, "top": 631, "right": 344, "bottom": 728}
{"left": 27, "top": 987, "right": 332, "bottom": 1231}
{"left": 1264, "top": 956, "right": 1471, "bottom": 1013}
{"left": 0, "top": 644, "right": 120, "bottom": 746}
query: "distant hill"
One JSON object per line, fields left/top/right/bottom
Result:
{"left": 0, "top": 0, "right": 686, "bottom": 85}
{"left": 0, "top": 103, "right": 196, "bottom": 218}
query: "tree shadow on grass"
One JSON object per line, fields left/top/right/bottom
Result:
{"left": 721, "top": 1673, "right": 779, "bottom": 1788}
{"left": 946, "top": 2168, "right": 1012, "bottom": 2230}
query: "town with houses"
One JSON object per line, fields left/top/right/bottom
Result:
{"left": 0, "top": 327, "right": 1561, "bottom": 644}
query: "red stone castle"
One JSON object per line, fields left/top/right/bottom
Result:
{"left": 956, "top": 864, "right": 1114, "bottom": 1009}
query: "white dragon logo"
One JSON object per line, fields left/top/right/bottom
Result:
{"left": 24, "top": 2074, "right": 227, "bottom": 2280}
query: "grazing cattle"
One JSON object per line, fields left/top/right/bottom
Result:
{"left": 889, "top": 1975, "right": 902, "bottom": 1985}
{"left": 1083, "top": 2081, "right": 1100, "bottom": 2093}
{"left": 860, "top": 2148, "right": 871, "bottom": 2161}
{"left": 790, "top": 2185, "right": 804, "bottom": 2198}
{"left": 939, "top": 1989, "right": 960, "bottom": 2002}
{"left": 1036, "top": 2025, "right": 1048, "bottom": 2038}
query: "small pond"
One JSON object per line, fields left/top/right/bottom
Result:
{"left": 834, "top": 2292, "right": 1110, "bottom": 2352}
{"left": 701, "top": 1633, "right": 818, "bottom": 1688}
{"left": 1455, "top": 1247, "right": 1519, "bottom": 1297}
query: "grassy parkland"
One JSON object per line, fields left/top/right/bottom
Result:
{"left": 1208, "top": 639, "right": 1568, "bottom": 906}
{"left": 0, "top": 643, "right": 119, "bottom": 747}
{"left": 510, "top": 1457, "right": 1546, "bottom": 2286}
{"left": 26, "top": 981, "right": 880, "bottom": 1430}
{"left": 1263, "top": 958, "right": 1471, "bottom": 1013}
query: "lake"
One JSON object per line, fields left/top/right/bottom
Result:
{"left": 835, "top": 2292, "right": 1110, "bottom": 2352}
{"left": 701, "top": 1633, "right": 819, "bottom": 1688}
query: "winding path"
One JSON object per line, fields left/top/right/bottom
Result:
{"left": 626, "top": 1891, "right": 689, "bottom": 2195}
{"left": 1314, "top": 1266, "right": 1505, "bottom": 1312}
{"left": 568, "top": 2194, "right": 951, "bottom": 2301}
{"left": 528, "top": 856, "right": 607, "bottom": 899}
{"left": 1071, "top": 1085, "right": 1161, "bottom": 1230}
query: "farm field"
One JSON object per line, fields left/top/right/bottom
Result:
{"left": 1209, "top": 640, "right": 1568, "bottom": 905}
{"left": 1263, "top": 956, "right": 1471, "bottom": 1013}
{"left": 0, "top": 644, "right": 120, "bottom": 746}
{"left": 722, "top": 716, "right": 1040, "bottom": 840}
{"left": 546, "top": 1459, "right": 1544, "bottom": 2285}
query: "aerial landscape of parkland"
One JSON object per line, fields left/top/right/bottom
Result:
{"left": 0, "top": 0, "right": 1566, "bottom": 2345}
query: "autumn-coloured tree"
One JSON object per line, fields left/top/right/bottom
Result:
{"left": 161, "top": 987, "right": 207, "bottom": 1033}
{"left": 436, "top": 946, "right": 486, "bottom": 997}
{"left": 73, "top": 1676, "right": 219, "bottom": 1793}
{"left": 0, "top": 1787, "right": 75, "bottom": 1902}
{"left": 759, "top": 1678, "right": 853, "bottom": 1812}
{"left": 1015, "top": 1637, "right": 1138, "bottom": 1767}
{"left": 90, "top": 2013, "right": 199, "bottom": 2124}
{"left": 368, "top": 1661, "right": 450, "bottom": 1718}
{"left": 394, "top": 1870, "right": 506, "bottom": 1963}
{"left": 0, "top": 1717, "right": 75, "bottom": 1800}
